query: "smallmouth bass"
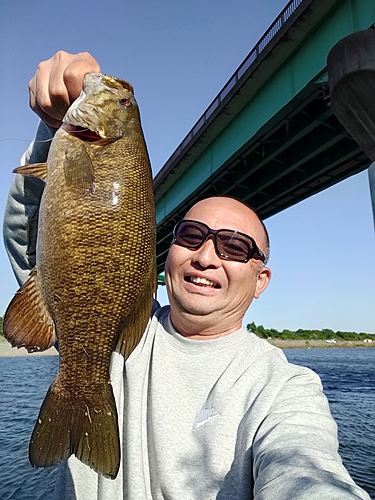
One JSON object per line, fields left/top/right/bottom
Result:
{"left": 4, "top": 73, "right": 157, "bottom": 479}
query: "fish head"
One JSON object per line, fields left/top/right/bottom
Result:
{"left": 62, "top": 73, "right": 140, "bottom": 143}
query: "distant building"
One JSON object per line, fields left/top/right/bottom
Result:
{"left": 363, "top": 339, "right": 373, "bottom": 343}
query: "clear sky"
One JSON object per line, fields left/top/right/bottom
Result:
{"left": 1, "top": 0, "right": 374, "bottom": 333}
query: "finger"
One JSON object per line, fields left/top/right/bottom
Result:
{"left": 29, "top": 51, "right": 101, "bottom": 127}
{"left": 62, "top": 52, "right": 101, "bottom": 104}
{"left": 48, "top": 51, "right": 101, "bottom": 118}
{"left": 29, "top": 100, "right": 63, "bottom": 129}
{"left": 29, "top": 75, "right": 66, "bottom": 128}
{"left": 28, "top": 55, "right": 70, "bottom": 126}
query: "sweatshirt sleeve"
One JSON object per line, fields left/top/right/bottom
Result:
{"left": 3, "top": 121, "right": 56, "bottom": 286}
{"left": 252, "top": 364, "right": 371, "bottom": 499}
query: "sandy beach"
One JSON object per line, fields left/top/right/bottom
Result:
{"left": 0, "top": 338, "right": 58, "bottom": 357}
{"left": 266, "top": 338, "right": 374, "bottom": 349}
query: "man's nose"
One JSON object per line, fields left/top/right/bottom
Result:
{"left": 192, "top": 236, "right": 221, "bottom": 267}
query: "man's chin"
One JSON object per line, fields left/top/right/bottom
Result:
{"left": 172, "top": 297, "right": 220, "bottom": 318}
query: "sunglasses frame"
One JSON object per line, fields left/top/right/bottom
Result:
{"left": 172, "top": 219, "right": 266, "bottom": 263}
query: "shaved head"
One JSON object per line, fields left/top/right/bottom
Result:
{"left": 184, "top": 196, "right": 270, "bottom": 263}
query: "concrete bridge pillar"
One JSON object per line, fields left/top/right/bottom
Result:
{"left": 369, "top": 163, "right": 375, "bottom": 230}
{"left": 328, "top": 30, "right": 375, "bottom": 235}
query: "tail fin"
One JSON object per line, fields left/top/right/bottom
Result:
{"left": 29, "top": 382, "right": 120, "bottom": 479}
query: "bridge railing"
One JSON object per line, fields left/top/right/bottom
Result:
{"left": 155, "top": 0, "right": 305, "bottom": 185}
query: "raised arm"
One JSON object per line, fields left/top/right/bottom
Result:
{"left": 252, "top": 366, "right": 370, "bottom": 499}
{"left": 3, "top": 51, "right": 101, "bottom": 285}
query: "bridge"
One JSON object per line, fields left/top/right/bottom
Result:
{"left": 154, "top": 0, "right": 375, "bottom": 273}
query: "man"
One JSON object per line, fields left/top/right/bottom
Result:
{"left": 3, "top": 51, "right": 370, "bottom": 500}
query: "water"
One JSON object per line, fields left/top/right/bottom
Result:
{"left": 0, "top": 349, "right": 374, "bottom": 499}
{"left": 285, "top": 348, "right": 375, "bottom": 499}
{"left": 0, "top": 356, "right": 59, "bottom": 500}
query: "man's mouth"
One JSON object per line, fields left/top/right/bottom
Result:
{"left": 185, "top": 276, "right": 220, "bottom": 289}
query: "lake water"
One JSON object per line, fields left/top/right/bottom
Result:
{"left": 0, "top": 348, "right": 374, "bottom": 499}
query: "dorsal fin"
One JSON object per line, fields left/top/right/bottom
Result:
{"left": 13, "top": 163, "right": 48, "bottom": 181}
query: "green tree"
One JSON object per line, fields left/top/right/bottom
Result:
{"left": 246, "top": 322, "right": 374, "bottom": 341}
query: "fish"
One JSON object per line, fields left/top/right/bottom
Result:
{"left": 3, "top": 73, "right": 157, "bottom": 479}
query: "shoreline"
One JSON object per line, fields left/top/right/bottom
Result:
{"left": 0, "top": 338, "right": 58, "bottom": 358}
{"left": 0, "top": 337, "right": 373, "bottom": 358}
{"left": 266, "top": 338, "right": 374, "bottom": 349}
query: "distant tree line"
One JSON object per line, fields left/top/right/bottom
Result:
{"left": 1, "top": 316, "right": 372, "bottom": 341}
{"left": 247, "top": 322, "right": 373, "bottom": 341}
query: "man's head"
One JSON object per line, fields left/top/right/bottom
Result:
{"left": 164, "top": 196, "right": 271, "bottom": 339}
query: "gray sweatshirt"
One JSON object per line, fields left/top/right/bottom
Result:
{"left": 3, "top": 122, "right": 370, "bottom": 500}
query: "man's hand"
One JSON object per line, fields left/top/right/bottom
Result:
{"left": 28, "top": 51, "right": 101, "bottom": 128}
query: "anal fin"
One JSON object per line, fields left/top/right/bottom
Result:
{"left": 4, "top": 269, "right": 56, "bottom": 352}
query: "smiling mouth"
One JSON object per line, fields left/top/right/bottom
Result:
{"left": 186, "top": 276, "right": 220, "bottom": 289}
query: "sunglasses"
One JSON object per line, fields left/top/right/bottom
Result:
{"left": 172, "top": 219, "right": 266, "bottom": 263}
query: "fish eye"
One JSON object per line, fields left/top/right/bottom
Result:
{"left": 120, "top": 98, "right": 132, "bottom": 107}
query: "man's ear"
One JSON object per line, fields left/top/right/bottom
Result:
{"left": 254, "top": 266, "right": 271, "bottom": 299}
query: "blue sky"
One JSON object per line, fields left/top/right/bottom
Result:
{"left": 1, "top": 0, "right": 374, "bottom": 332}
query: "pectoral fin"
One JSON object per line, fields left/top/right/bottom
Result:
{"left": 4, "top": 270, "right": 56, "bottom": 352}
{"left": 64, "top": 144, "right": 95, "bottom": 193}
{"left": 13, "top": 163, "right": 48, "bottom": 181}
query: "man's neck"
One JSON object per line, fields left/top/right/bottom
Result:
{"left": 169, "top": 312, "right": 242, "bottom": 340}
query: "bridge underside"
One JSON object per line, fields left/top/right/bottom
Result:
{"left": 154, "top": 0, "right": 374, "bottom": 273}
{"left": 156, "top": 83, "right": 369, "bottom": 272}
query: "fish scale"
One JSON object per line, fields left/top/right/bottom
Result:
{"left": 4, "top": 73, "right": 156, "bottom": 479}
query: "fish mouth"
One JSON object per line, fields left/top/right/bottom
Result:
{"left": 63, "top": 124, "right": 102, "bottom": 142}
{"left": 185, "top": 276, "right": 221, "bottom": 289}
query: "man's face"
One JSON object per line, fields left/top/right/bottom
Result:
{"left": 164, "top": 197, "right": 271, "bottom": 338}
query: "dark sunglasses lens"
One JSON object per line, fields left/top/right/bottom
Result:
{"left": 217, "top": 231, "right": 253, "bottom": 261}
{"left": 175, "top": 221, "right": 207, "bottom": 248}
